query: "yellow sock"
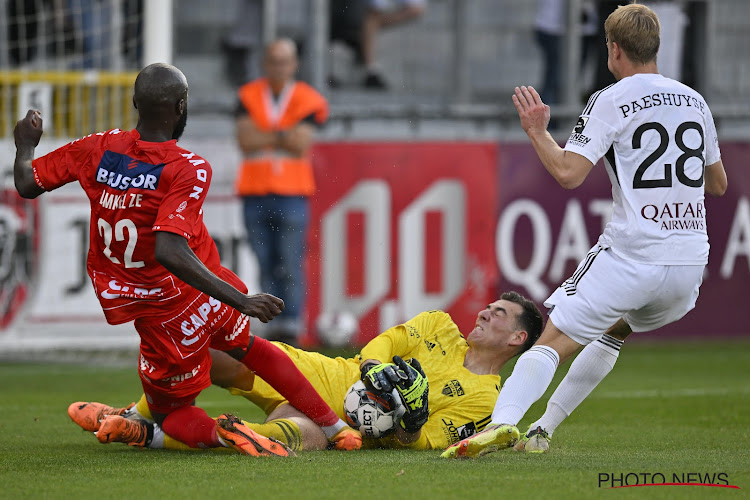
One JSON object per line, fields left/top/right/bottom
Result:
{"left": 245, "top": 419, "right": 304, "bottom": 452}
{"left": 162, "top": 419, "right": 300, "bottom": 452}
{"left": 136, "top": 392, "right": 300, "bottom": 452}
{"left": 159, "top": 417, "right": 301, "bottom": 452}
{"left": 163, "top": 433, "right": 202, "bottom": 451}
{"left": 135, "top": 394, "right": 153, "bottom": 421}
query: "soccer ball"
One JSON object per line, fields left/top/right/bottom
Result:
{"left": 343, "top": 380, "right": 405, "bottom": 438}
{"left": 315, "top": 310, "right": 359, "bottom": 346}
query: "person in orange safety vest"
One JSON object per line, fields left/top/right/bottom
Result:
{"left": 234, "top": 38, "right": 328, "bottom": 346}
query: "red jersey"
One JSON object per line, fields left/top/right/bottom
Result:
{"left": 32, "top": 129, "right": 220, "bottom": 324}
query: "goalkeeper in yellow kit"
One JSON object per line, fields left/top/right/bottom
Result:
{"left": 70, "top": 291, "right": 542, "bottom": 452}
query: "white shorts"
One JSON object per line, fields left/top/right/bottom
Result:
{"left": 544, "top": 244, "right": 704, "bottom": 345}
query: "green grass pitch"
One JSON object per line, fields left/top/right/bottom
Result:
{"left": 1, "top": 340, "right": 748, "bottom": 499}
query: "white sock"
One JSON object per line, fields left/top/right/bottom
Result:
{"left": 321, "top": 418, "right": 348, "bottom": 439}
{"left": 491, "top": 345, "right": 560, "bottom": 426}
{"left": 149, "top": 424, "right": 165, "bottom": 449}
{"left": 531, "top": 334, "right": 622, "bottom": 436}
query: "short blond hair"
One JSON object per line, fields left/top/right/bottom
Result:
{"left": 605, "top": 3, "right": 660, "bottom": 64}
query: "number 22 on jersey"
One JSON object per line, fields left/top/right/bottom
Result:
{"left": 97, "top": 218, "right": 144, "bottom": 268}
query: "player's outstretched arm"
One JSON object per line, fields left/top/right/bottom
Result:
{"left": 154, "top": 231, "right": 284, "bottom": 322}
{"left": 512, "top": 86, "right": 595, "bottom": 189}
{"left": 13, "top": 110, "right": 45, "bottom": 199}
{"left": 705, "top": 160, "right": 728, "bottom": 196}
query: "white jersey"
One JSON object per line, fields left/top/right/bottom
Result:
{"left": 564, "top": 73, "right": 721, "bottom": 265}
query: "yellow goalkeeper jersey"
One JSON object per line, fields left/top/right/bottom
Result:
{"left": 356, "top": 310, "right": 501, "bottom": 450}
{"left": 235, "top": 310, "right": 501, "bottom": 450}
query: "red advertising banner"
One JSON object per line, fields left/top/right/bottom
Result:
{"left": 308, "top": 141, "right": 748, "bottom": 345}
{"left": 496, "top": 142, "right": 750, "bottom": 338}
{"left": 306, "top": 143, "right": 499, "bottom": 344}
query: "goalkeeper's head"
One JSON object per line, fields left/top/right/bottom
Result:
{"left": 500, "top": 291, "right": 543, "bottom": 356}
{"left": 134, "top": 63, "right": 189, "bottom": 141}
{"left": 467, "top": 291, "right": 543, "bottom": 359}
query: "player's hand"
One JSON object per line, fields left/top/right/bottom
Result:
{"left": 392, "top": 356, "right": 429, "bottom": 433}
{"left": 239, "top": 293, "right": 284, "bottom": 323}
{"left": 512, "top": 86, "right": 550, "bottom": 134}
{"left": 14, "top": 110, "right": 44, "bottom": 148}
{"left": 360, "top": 361, "right": 401, "bottom": 394}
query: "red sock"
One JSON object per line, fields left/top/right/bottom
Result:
{"left": 162, "top": 406, "right": 220, "bottom": 448}
{"left": 241, "top": 337, "right": 339, "bottom": 427}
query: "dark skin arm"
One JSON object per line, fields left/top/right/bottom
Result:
{"left": 154, "top": 231, "right": 284, "bottom": 323}
{"left": 13, "top": 110, "right": 46, "bottom": 199}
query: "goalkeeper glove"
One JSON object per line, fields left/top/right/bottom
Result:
{"left": 392, "top": 356, "right": 429, "bottom": 433}
{"left": 360, "top": 361, "right": 401, "bottom": 394}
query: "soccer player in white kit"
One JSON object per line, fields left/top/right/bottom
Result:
{"left": 442, "top": 3, "right": 728, "bottom": 458}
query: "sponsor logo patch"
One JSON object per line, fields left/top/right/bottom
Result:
{"left": 573, "top": 115, "right": 589, "bottom": 134}
{"left": 95, "top": 151, "right": 165, "bottom": 191}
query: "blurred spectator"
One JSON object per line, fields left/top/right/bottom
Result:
{"left": 120, "top": 0, "right": 143, "bottom": 68}
{"left": 361, "top": 0, "right": 427, "bottom": 90}
{"left": 66, "top": 0, "right": 112, "bottom": 69}
{"left": 593, "top": 1, "right": 629, "bottom": 91}
{"left": 534, "top": 0, "right": 598, "bottom": 105}
{"left": 643, "top": 1, "right": 687, "bottom": 81}
{"left": 593, "top": 2, "right": 692, "bottom": 89}
{"left": 233, "top": 38, "right": 328, "bottom": 346}
{"left": 7, "top": 0, "right": 77, "bottom": 66}
{"left": 7, "top": 0, "right": 41, "bottom": 65}
{"left": 221, "top": 0, "right": 263, "bottom": 87}
{"left": 329, "top": 0, "right": 366, "bottom": 87}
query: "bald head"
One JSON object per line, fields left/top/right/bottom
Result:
{"left": 134, "top": 63, "right": 188, "bottom": 118}
{"left": 265, "top": 38, "right": 298, "bottom": 60}
{"left": 263, "top": 38, "right": 298, "bottom": 89}
{"left": 133, "top": 63, "right": 189, "bottom": 140}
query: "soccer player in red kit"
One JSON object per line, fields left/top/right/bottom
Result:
{"left": 13, "top": 63, "right": 360, "bottom": 455}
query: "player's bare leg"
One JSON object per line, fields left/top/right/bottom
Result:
{"left": 263, "top": 403, "right": 327, "bottom": 451}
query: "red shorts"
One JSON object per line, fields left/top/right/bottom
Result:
{"left": 134, "top": 267, "right": 251, "bottom": 414}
